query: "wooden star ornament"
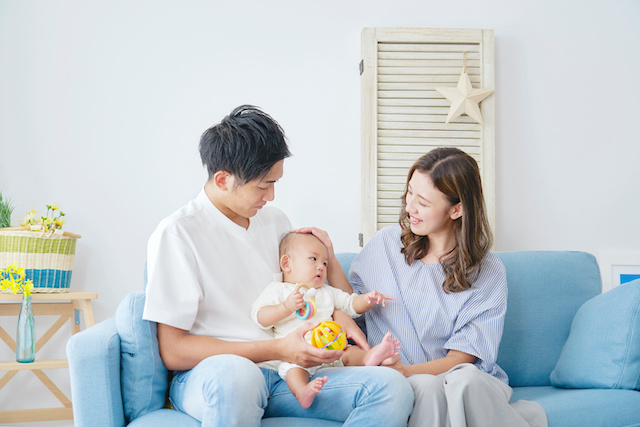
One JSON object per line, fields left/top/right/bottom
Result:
{"left": 435, "top": 67, "right": 494, "bottom": 126}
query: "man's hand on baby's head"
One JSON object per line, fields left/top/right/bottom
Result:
{"left": 291, "top": 227, "right": 334, "bottom": 254}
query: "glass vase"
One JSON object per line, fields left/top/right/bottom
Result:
{"left": 16, "top": 294, "right": 35, "bottom": 363}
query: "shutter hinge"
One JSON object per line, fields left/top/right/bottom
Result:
{"left": 358, "top": 233, "right": 364, "bottom": 247}
{"left": 359, "top": 60, "right": 364, "bottom": 75}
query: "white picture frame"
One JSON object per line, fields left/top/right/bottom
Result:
{"left": 598, "top": 251, "right": 640, "bottom": 293}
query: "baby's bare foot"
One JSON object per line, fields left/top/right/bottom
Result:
{"left": 296, "top": 376, "right": 328, "bottom": 408}
{"left": 364, "top": 332, "right": 401, "bottom": 366}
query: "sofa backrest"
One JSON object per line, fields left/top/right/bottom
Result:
{"left": 336, "top": 250, "right": 602, "bottom": 388}
{"left": 496, "top": 251, "right": 601, "bottom": 386}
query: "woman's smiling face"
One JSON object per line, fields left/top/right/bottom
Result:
{"left": 404, "top": 170, "right": 460, "bottom": 238}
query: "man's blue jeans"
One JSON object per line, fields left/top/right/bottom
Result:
{"left": 169, "top": 354, "right": 414, "bottom": 426}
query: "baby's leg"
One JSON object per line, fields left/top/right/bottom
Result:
{"left": 286, "top": 367, "right": 328, "bottom": 409}
{"left": 342, "top": 332, "right": 400, "bottom": 367}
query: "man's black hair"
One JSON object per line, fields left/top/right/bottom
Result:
{"left": 199, "top": 105, "right": 291, "bottom": 184}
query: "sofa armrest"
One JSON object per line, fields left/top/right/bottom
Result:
{"left": 67, "top": 317, "right": 126, "bottom": 427}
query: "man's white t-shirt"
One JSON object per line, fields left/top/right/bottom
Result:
{"left": 142, "top": 189, "right": 292, "bottom": 343}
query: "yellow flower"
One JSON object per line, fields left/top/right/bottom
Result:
{"left": 20, "top": 204, "right": 68, "bottom": 231}
{"left": 23, "top": 279, "right": 33, "bottom": 296}
{"left": 20, "top": 210, "right": 37, "bottom": 226}
{"left": 0, "top": 263, "right": 33, "bottom": 295}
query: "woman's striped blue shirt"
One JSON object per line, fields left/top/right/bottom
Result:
{"left": 350, "top": 225, "right": 509, "bottom": 383}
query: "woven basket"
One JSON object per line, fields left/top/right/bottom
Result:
{"left": 0, "top": 228, "right": 80, "bottom": 293}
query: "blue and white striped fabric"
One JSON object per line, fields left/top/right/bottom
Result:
{"left": 350, "top": 225, "right": 508, "bottom": 383}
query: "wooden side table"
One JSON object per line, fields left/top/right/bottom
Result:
{"left": 0, "top": 291, "right": 98, "bottom": 423}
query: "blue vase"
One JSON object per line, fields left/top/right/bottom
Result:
{"left": 16, "top": 294, "right": 35, "bottom": 363}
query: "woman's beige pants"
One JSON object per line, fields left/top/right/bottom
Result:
{"left": 407, "top": 364, "right": 547, "bottom": 427}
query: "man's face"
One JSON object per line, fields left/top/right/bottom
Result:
{"left": 224, "top": 160, "right": 284, "bottom": 223}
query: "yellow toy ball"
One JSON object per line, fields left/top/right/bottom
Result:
{"left": 311, "top": 320, "right": 347, "bottom": 350}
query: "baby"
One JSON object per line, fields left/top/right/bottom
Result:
{"left": 251, "top": 232, "right": 400, "bottom": 408}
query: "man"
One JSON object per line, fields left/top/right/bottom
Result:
{"left": 143, "top": 105, "right": 413, "bottom": 426}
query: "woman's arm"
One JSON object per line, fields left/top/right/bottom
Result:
{"left": 157, "top": 322, "right": 344, "bottom": 371}
{"left": 403, "top": 350, "right": 476, "bottom": 376}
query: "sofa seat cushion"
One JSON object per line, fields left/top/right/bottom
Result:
{"left": 261, "top": 418, "right": 343, "bottom": 427}
{"left": 115, "top": 291, "right": 168, "bottom": 422}
{"left": 550, "top": 279, "right": 640, "bottom": 390}
{"left": 128, "top": 410, "right": 344, "bottom": 427}
{"left": 128, "top": 408, "right": 200, "bottom": 426}
{"left": 512, "top": 386, "right": 640, "bottom": 427}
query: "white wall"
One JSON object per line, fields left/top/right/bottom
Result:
{"left": 0, "top": 0, "right": 638, "bottom": 423}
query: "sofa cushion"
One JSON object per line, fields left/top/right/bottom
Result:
{"left": 127, "top": 408, "right": 200, "bottom": 427}
{"left": 115, "top": 291, "right": 168, "bottom": 422}
{"left": 512, "top": 386, "right": 640, "bottom": 427}
{"left": 550, "top": 279, "right": 640, "bottom": 389}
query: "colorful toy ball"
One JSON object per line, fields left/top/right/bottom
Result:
{"left": 311, "top": 320, "right": 347, "bottom": 350}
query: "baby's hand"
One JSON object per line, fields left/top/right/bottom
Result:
{"left": 284, "top": 290, "right": 306, "bottom": 313}
{"left": 366, "top": 290, "right": 395, "bottom": 307}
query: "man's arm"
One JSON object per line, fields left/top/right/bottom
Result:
{"left": 157, "top": 322, "right": 344, "bottom": 371}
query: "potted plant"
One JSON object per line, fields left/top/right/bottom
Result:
{"left": 0, "top": 191, "right": 15, "bottom": 228}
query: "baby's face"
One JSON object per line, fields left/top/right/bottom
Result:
{"left": 285, "top": 235, "right": 329, "bottom": 288}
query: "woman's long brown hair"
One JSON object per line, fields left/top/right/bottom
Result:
{"left": 399, "top": 147, "right": 493, "bottom": 293}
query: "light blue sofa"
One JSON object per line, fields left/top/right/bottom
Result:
{"left": 67, "top": 251, "right": 640, "bottom": 426}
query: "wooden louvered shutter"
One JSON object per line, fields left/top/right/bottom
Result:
{"left": 360, "top": 28, "right": 495, "bottom": 246}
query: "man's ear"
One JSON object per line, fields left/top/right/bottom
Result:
{"left": 450, "top": 202, "right": 463, "bottom": 220}
{"left": 213, "top": 171, "right": 233, "bottom": 191}
{"left": 280, "top": 254, "right": 291, "bottom": 272}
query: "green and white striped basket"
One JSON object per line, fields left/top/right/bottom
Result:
{"left": 0, "top": 228, "right": 80, "bottom": 293}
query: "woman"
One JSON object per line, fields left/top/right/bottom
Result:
{"left": 350, "top": 148, "right": 547, "bottom": 427}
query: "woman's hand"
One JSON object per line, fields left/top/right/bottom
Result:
{"left": 279, "top": 322, "right": 343, "bottom": 368}
{"left": 381, "top": 354, "right": 406, "bottom": 376}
